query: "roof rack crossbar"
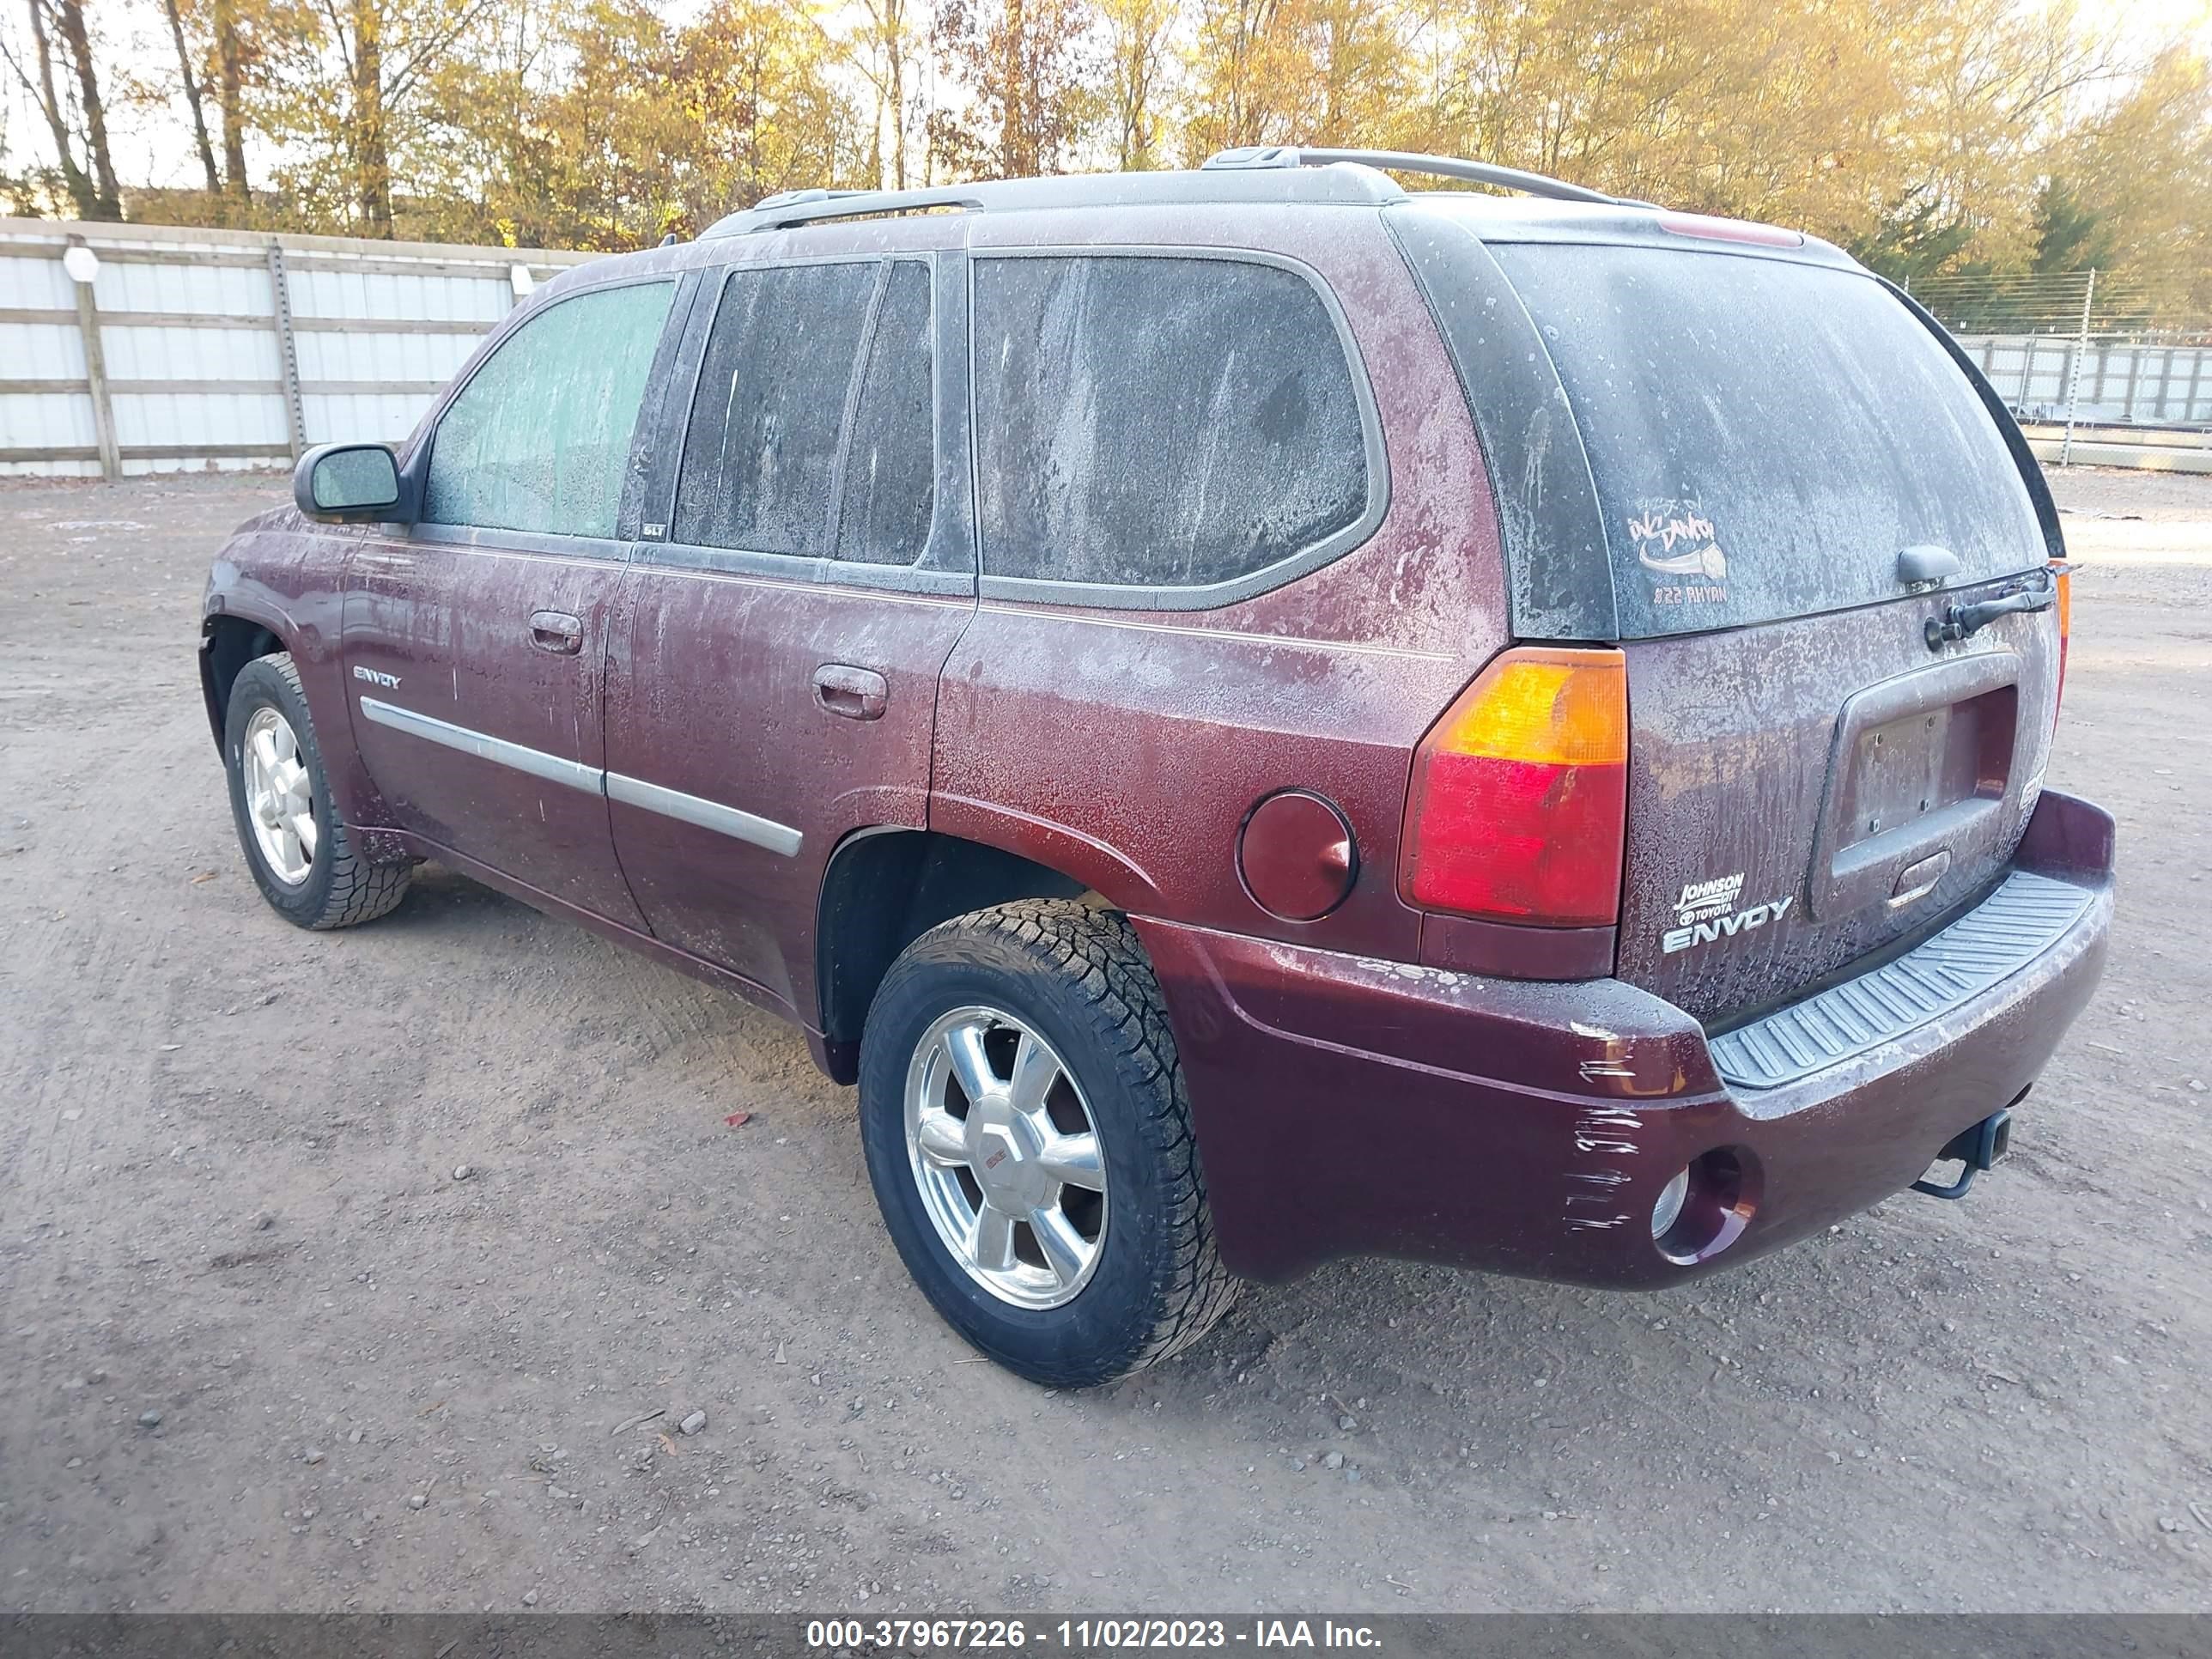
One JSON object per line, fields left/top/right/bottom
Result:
{"left": 706, "top": 185, "right": 990, "bottom": 239}
{"left": 1200, "top": 145, "right": 1620, "bottom": 207}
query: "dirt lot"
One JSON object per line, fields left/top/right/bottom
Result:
{"left": 1, "top": 467, "right": 2208, "bottom": 1615}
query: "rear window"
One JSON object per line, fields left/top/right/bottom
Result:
{"left": 1491, "top": 246, "right": 2045, "bottom": 637}
{"left": 972, "top": 254, "right": 1371, "bottom": 596}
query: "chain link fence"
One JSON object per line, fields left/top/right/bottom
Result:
{"left": 1911, "top": 270, "right": 2212, "bottom": 462}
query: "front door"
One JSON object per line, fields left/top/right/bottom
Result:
{"left": 343, "top": 277, "right": 680, "bottom": 927}
{"left": 605, "top": 251, "right": 974, "bottom": 1017}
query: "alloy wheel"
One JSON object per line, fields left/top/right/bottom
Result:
{"left": 903, "top": 1005, "right": 1109, "bottom": 1309}
{"left": 242, "top": 704, "right": 317, "bottom": 885}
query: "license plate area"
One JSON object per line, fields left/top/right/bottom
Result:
{"left": 1838, "top": 688, "right": 2016, "bottom": 852}
{"left": 1808, "top": 653, "right": 2026, "bottom": 921}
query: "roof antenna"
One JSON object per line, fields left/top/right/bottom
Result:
{"left": 659, "top": 232, "right": 678, "bottom": 247}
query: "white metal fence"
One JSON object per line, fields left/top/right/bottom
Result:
{"left": 0, "top": 218, "right": 598, "bottom": 478}
{"left": 1954, "top": 333, "right": 2212, "bottom": 428}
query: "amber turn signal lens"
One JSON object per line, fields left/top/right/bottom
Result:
{"left": 1401, "top": 647, "right": 1629, "bottom": 927}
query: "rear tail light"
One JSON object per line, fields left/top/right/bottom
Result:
{"left": 1401, "top": 647, "right": 1628, "bottom": 927}
{"left": 2052, "top": 560, "right": 2072, "bottom": 715}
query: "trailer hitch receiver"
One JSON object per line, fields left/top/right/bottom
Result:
{"left": 1911, "top": 1108, "right": 2014, "bottom": 1200}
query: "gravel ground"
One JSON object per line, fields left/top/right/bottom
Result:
{"left": 0, "top": 466, "right": 2207, "bottom": 1614}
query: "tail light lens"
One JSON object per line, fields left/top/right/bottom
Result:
{"left": 1401, "top": 647, "right": 1628, "bottom": 927}
{"left": 2052, "top": 560, "right": 2072, "bottom": 715}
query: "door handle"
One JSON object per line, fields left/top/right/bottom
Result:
{"left": 812, "top": 663, "right": 888, "bottom": 721}
{"left": 528, "top": 610, "right": 584, "bottom": 655}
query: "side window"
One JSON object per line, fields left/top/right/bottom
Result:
{"left": 425, "top": 282, "right": 673, "bottom": 538}
{"left": 673, "top": 262, "right": 878, "bottom": 556}
{"left": 835, "top": 262, "right": 935, "bottom": 565}
{"left": 971, "top": 255, "right": 1369, "bottom": 592}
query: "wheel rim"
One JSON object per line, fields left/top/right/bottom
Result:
{"left": 904, "top": 1005, "right": 1109, "bottom": 1310}
{"left": 241, "top": 704, "right": 317, "bottom": 885}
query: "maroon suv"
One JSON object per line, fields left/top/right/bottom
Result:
{"left": 200, "top": 147, "right": 2113, "bottom": 1385}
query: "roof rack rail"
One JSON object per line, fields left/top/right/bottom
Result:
{"left": 1201, "top": 145, "right": 1620, "bottom": 207}
{"left": 698, "top": 148, "right": 1616, "bottom": 240}
{"left": 705, "top": 185, "right": 990, "bottom": 239}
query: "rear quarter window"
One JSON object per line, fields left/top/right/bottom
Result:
{"left": 971, "top": 253, "right": 1375, "bottom": 601}
{"left": 1491, "top": 245, "right": 2045, "bottom": 637}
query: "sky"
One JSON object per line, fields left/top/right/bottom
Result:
{"left": 3, "top": 0, "right": 2208, "bottom": 208}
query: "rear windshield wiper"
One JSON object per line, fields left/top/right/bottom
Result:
{"left": 1926, "top": 565, "right": 2063, "bottom": 649}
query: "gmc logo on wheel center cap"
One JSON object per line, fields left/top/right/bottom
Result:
{"left": 982, "top": 1149, "right": 1008, "bottom": 1170}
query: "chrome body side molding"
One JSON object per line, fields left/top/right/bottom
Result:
{"left": 357, "top": 696, "right": 803, "bottom": 858}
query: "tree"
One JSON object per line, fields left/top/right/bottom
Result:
{"left": 848, "top": 0, "right": 922, "bottom": 186}
{"left": 2029, "top": 176, "right": 2118, "bottom": 276}
{"left": 1097, "top": 0, "right": 1176, "bottom": 167}
{"left": 151, "top": 0, "right": 260, "bottom": 216}
{"left": 2, "top": 0, "right": 122, "bottom": 218}
{"left": 1185, "top": 0, "right": 1415, "bottom": 159}
{"left": 414, "top": 0, "right": 866, "bottom": 249}
{"left": 929, "top": 0, "right": 1098, "bottom": 179}
{"left": 247, "top": 0, "right": 505, "bottom": 234}
{"left": 215, "top": 0, "right": 252, "bottom": 204}
{"left": 2049, "top": 45, "right": 2212, "bottom": 318}
{"left": 161, "top": 0, "right": 224, "bottom": 199}
{"left": 677, "top": 0, "right": 869, "bottom": 220}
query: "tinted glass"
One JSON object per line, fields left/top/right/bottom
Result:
{"left": 1491, "top": 245, "right": 2045, "bottom": 637}
{"left": 973, "top": 256, "right": 1368, "bottom": 590}
{"left": 834, "top": 262, "right": 935, "bottom": 565}
{"left": 675, "top": 262, "right": 877, "bottom": 556}
{"left": 425, "top": 283, "right": 672, "bottom": 538}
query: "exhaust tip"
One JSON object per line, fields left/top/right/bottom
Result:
{"left": 1655, "top": 1148, "right": 1760, "bottom": 1265}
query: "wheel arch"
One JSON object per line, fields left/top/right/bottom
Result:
{"left": 813, "top": 828, "right": 1094, "bottom": 1084}
{"left": 199, "top": 611, "right": 287, "bottom": 750}
{"left": 201, "top": 604, "right": 406, "bottom": 869}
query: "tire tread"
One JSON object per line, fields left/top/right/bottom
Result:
{"left": 234, "top": 653, "right": 410, "bottom": 929}
{"left": 901, "top": 899, "right": 1238, "bottom": 1382}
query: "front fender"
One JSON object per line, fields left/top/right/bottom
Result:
{"left": 199, "top": 517, "right": 400, "bottom": 857}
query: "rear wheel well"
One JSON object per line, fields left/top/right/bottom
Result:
{"left": 202, "top": 616, "right": 283, "bottom": 744}
{"left": 816, "top": 830, "right": 1089, "bottom": 1078}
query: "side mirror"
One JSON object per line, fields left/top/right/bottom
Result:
{"left": 294, "top": 442, "right": 415, "bottom": 524}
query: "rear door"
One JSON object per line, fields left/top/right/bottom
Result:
{"left": 603, "top": 252, "right": 975, "bottom": 1016}
{"left": 1486, "top": 239, "right": 2061, "bottom": 1024}
{"left": 343, "top": 278, "right": 678, "bottom": 926}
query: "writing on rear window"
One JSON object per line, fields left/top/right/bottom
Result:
{"left": 1627, "top": 500, "right": 1729, "bottom": 607}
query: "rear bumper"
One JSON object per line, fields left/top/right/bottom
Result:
{"left": 1136, "top": 788, "right": 2114, "bottom": 1286}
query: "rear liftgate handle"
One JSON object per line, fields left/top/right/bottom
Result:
{"left": 813, "top": 663, "right": 889, "bottom": 721}
{"left": 529, "top": 610, "right": 585, "bottom": 656}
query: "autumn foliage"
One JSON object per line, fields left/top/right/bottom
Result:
{"left": 3, "top": 0, "right": 2207, "bottom": 307}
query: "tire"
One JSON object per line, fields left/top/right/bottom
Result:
{"left": 223, "top": 652, "right": 410, "bottom": 930}
{"left": 858, "top": 899, "right": 1237, "bottom": 1386}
